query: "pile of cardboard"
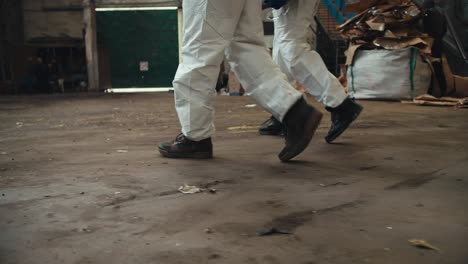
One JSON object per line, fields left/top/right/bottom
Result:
{"left": 338, "top": 0, "right": 432, "bottom": 64}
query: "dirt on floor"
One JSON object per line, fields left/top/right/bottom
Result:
{"left": 0, "top": 93, "right": 467, "bottom": 264}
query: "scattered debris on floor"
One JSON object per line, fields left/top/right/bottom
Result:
{"left": 319, "top": 182, "right": 349, "bottom": 188}
{"left": 178, "top": 184, "right": 202, "bottom": 194}
{"left": 256, "top": 227, "right": 292, "bottom": 236}
{"left": 204, "top": 228, "right": 214, "bottom": 234}
{"left": 80, "top": 227, "right": 93, "bottom": 233}
{"left": 244, "top": 104, "right": 257, "bottom": 108}
{"left": 227, "top": 125, "right": 258, "bottom": 131}
{"left": 226, "top": 125, "right": 259, "bottom": 134}
{"left": 402, "top": 94, "right": 468, "bottom": 108}
{"left": 360, "top": 165, "right": 378, "bottom": 171}
{"left": 117, "top": 150, "right": 128, "bottom": 153}
{"left": 208, "top": 253, "right": 221, "bottom": 260}
{"left": 177, "top": 184, "right": 218, "bottom": 195}
{"left": 408, "top": 239, "right": 440, "bottom": 251}
{"left": 2, "top": 94, "right": 468, "bottom": 262}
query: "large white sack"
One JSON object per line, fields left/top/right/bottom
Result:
{"left": 347, "top": 48, "right": 431, "bottom": 100}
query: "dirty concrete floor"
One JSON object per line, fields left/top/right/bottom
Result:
{"left": 0, "top": 93, "right": 467, "bottom": 264}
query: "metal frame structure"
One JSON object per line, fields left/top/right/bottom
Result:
{"left": 316, "top": 0, "right": 348, "bottom": 76}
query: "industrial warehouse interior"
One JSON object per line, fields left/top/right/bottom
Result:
{"left": 1, "top": 0, "right": 467, "bottom": 264}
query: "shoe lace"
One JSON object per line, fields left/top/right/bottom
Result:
{"left": 175, "top": 133, "right": 188, "bottom": 144}
{"left": 261, "top": 116, "right": 275, "bottom": 126}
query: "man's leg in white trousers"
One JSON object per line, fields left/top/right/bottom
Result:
{"left": 273, "top": 0, "right": 348, "bottom": 108}
{"left": 225, "top": 0, "right": 302, "bottom": 122}
{"left": 220, "top": 0, "right": 323, "bottom": 161}
{"left": 172, "top": 1, "right": 244, "bottom": 141}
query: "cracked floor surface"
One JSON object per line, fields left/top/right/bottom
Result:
{"left": 0, "top": 93, "right": 467, "bottom": 264}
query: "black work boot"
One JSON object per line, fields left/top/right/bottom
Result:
{"left": 259, "top": 116, "right": 286, "bottom": 136}
{"left": 159, "top": 133, "right": 213, "bottom": 159}
{"left": 279, "top": 97, "right": 323, "bottom": 162}
{"left": 325, "top": 98, "right": 363, "bottom": 143}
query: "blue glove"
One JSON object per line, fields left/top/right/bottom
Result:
{"left": 263, "top": 0, "right": 288, "bottom": 9}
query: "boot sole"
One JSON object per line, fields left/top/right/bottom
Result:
{"left": 279, "top": 109, "right": 323, "bottom": 162}
{"left": 158, "top": 148, "right": 213, "bottom": 159}
{"left": 325, "top": 105, "right": 363, "bottom": 144}
{"left": 259, "top": 131, "right": 283, "bottom": 136}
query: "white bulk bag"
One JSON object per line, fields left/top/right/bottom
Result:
{"left": 347, "top": 47, "right": 431, "bottom": 100}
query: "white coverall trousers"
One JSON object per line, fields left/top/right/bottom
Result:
{"left": 174, "top": 0, "right": 302, "bottom": 141}
{"left": 272, "top": 0, "right": 348, "bottom": 108}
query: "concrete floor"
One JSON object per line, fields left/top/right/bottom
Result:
{"left": 0, "top": 93, "right": 467, "bottom": 264}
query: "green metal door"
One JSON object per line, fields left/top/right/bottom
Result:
{"left": 97, "top": 8, "right": 179, "bottom": 88}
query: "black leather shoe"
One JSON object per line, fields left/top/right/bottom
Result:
{"left": 159, "top": 133, "right": 213, "bottom": 159}
{"left": 259, "top": 116, "right": 286, "bottom": 136}
{"left": 279, "top": 97, "right": 323, "bottom": 162}
{"left": 325, "top": 98, "right": 363, "bottom": 143}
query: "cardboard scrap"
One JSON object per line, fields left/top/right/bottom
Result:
{"left": 454, "top": 75, "right": 468, "bottom": 98}
{"left": 420, "top": 54, "right": 442, "bottom": 97}
{"left": 442, "top": 54, "right": 456, "bottom": 95}
{"left": 408, "top": 239, "right": 440, "bottom": 251}
{"left": 227, "top": 125, "right": 258, "bottom": 131}
{"left": 373, "top": 37, "right": 430, "bottom": 51}
{"left": 345, "top": 44, "right": 364, "bottom": 65}
{"left": 366, "top": 17, "right": 386, "bottom": 31}
{"left": 442, "top": 54, "right": 468, "bottom": 98}
{"left": 384, "top": 28, "right": 411, "bottom": 38}
{"left": 401, "top": 94, "right": 468, "bottom": 108}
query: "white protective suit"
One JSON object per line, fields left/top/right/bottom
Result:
{"left": 272, "top": 0, "right": 348, "bottom": 108}
{"left": 174, "top": 0, "right": 302, "bottom": 141}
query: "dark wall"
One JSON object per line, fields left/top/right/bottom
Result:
{"left": 416, "top": 0, "right": 468, "bottom": 76}
{"left": 0, "top": 0, "right": 23, "bottom": 85}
